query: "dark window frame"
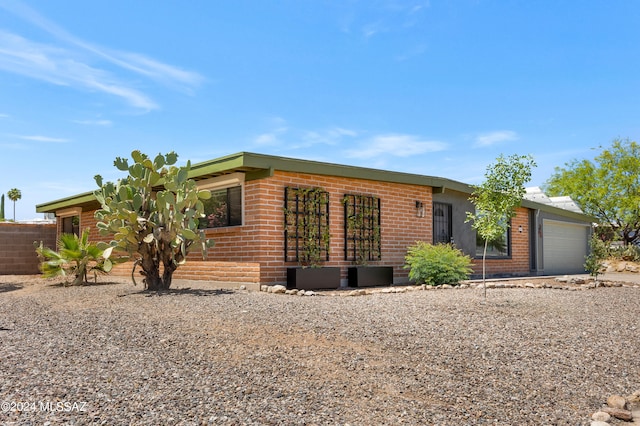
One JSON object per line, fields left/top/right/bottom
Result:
{"left": 61, "top": 215, "right": 80, "bottom": 236}
{"left": 474, "top": 219, "right": 512, "bottom": 259}
{"left": 198, "top": 185, "right": 242, "bottom": 229}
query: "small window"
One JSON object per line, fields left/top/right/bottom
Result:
{"left": 198, "top": 186, "right": 242, "bottom": 229}
{"left": 62, "top": 215, "right": 80, "bottom": 236}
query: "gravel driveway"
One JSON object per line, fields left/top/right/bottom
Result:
{"left": 1, "top": 275, "right": 638, "bottom": 425}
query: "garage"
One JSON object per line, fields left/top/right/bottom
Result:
{"left": 542, "top": 219, "right": 590, "bottom": 275}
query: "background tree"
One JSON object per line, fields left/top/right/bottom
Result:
{"left": 0, "top": 194, "right": 4, "bottom": 220}
{"left": 94, "top": 150, "right": 214, "bottom": 291}
{"left": 7, "top": 188, "right": 21, "bottom": 221}
{"left": 544, "top": 138, "right": 640, "bottom": 246}
{"left": 466, "top": 154, "right": 536, "bottom": 298}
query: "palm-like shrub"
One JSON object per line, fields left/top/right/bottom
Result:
{"left": 35, "top": 228, "right": 115, "bottom": 286}
{"left": 404, "top": 242, "right": 472, "bottom": 286}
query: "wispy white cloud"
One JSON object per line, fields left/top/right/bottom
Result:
{"left": 395, "top": 43, "right": 427, "bottom": 61}
{"left": 362, "top": 21, "right": 386, "bottom": 39}
{"left": 252, "top": 117, "right": 289, "bottom": 146}
{"left": 302, "top": 127, "right": 358, "bottom": 146}
{"left": 251, "top": 119, "right": 358, "bottom": 150}
{"left": 345, "top": 133, "right": 447, "bottom": 159}
{"left": 0, "top": 113, "right": 8, "bottom": 118}
{"left": 254, "top": 132, "right": 282, "bottom": 146}
{"left": 474, "top": 130, "right": 519, "bottom": 147}
{"left": 16, "top": 134, "right": 70, "bottom": 143}
{"left": 0, "top": 1, "right": 203, "bottom": 110}
{"left": 72, "top": 119, "right": 113, "bottom": 127}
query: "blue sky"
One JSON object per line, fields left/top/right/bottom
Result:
{"left": 1, "top": 1, "right": 639, "bottom": 220}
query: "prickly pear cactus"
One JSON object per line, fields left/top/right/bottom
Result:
{"left": 94, "top": 150, "right": 214, "bottom": 290}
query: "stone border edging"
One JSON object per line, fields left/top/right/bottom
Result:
{"left": 260, "top": 276, "right": 640, "bottom": 297}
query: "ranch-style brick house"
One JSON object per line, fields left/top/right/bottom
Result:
{"left": 36, "top": 152, "right": 594, "bottom": 290}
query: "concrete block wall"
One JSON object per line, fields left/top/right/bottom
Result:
{"left": 0, "top": 222, "right": 56, "bottom": 274}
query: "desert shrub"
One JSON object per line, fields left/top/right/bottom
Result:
{"left": 584, "top": 234, "right": 608, "bottom": 279}
{"left": 404, "top": 242, "right": 473, "bottom": 286}
{"left": 608, "top": 243, "right": 640, "bottom": 262}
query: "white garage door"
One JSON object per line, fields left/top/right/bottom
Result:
{"left": 543, "top": 220, "right": 589, "bottom": 275}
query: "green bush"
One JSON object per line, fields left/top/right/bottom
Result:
{"left": 584, "top": 234, "right": 608, "bottom": 279}
{"left": 404, "top": 242, "right": 473, "bottom": 286}
{"left": 608, "top": 243, "right": 640, "bottom": 262}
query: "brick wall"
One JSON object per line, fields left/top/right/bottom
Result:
{"left": 64, "top": 171, "right": 532, "bottom": 285}
{"left": 193, "top": 170, "right": 433, "bottom": 284}
{"left": 0, "top": 222, "right": 56, "bottom": 275}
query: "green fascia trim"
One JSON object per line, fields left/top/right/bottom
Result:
{"left": 36, "top": 191, "right": 97, "bottom": 213}
{"left": 197, "top": 151, "right": 474, "bottom": 193}
{"left": 188, "top": 152, "right": 247, "bottom": 178}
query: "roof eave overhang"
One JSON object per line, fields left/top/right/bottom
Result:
{"left": 36, "top": 191, "right": 99, "bottom": 214}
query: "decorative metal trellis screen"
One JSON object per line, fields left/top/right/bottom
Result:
{"left": 284, "top": 187, "right": 330, "bottom": 264}
{"left": 433, "top": 202, "right": 452, "bottom": 244}
{"left": 343, "top": 193, "right": 381, "bottom": 262}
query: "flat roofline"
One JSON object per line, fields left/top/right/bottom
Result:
{"left": 36, "top": 151, "right": 595, "bottom": 223}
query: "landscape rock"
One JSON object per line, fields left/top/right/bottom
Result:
{"left": 590, "top": 421, "right": 610, "bottom": 426}
{"left": 271, "top": 285, "right": 287, "bottom": 294}
{"left": 627, "top": 390, "right": 640, "bottom": 405}
{"left": 601, "top": 406, "right": 633, "bottom": 421}
{"left": 591, "top": 411, "right": 611, "bottom": 422}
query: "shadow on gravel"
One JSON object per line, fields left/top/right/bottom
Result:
{"left": 49, "top": 280, "right": 127, "bottom": 288}
{"left": 119, "top": 288, "right": 236, "bottom": 297}
{"left": 0, "top": 283, "right": 23, "bottom": 293}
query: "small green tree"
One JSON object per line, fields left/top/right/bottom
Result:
{"left": 584, "top": 233, "right": 607, "bottom": 281}
{"left": 545, "top": 138, "right": 640, "bottom": 246}
{"left": 94, "top": 150, "right": 214, "bottom": 291}
{"left": 466, "top": 154, "right": 536, "bottom": 298}
{"left": 7, "top": 188, "right": 21, "bottom": 221}
{"left": 0, "top": 194, "right": 4, "bottom": 220}
{"left": 35, "top": 228, "right": 115, "bottom": 286}
{"left": 404, "top": 242, "right": 472, "bottom": 286}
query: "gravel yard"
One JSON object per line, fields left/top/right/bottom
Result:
{"left": 1, "top": 275, "right": 639, "bottom": 425}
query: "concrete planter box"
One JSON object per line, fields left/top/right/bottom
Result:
{"left": 286, "top": 267, "right": 341, "bottom": 290}
{"left": 347, "top": 266, "right": 394, "bottom": 287}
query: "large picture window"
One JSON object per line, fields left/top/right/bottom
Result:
{"left": 198, "top": 186, "right": 242, "bottom": 229}
{"left": 475, "top": 219, "right": 511, "bottom": 258}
